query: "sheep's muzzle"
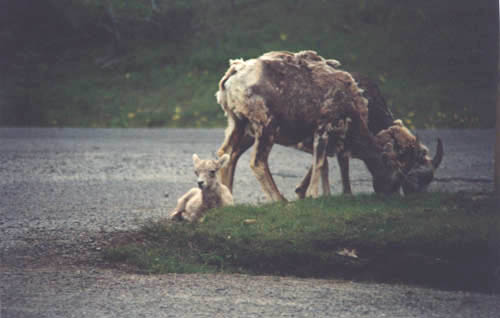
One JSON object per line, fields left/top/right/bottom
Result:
{"left": 402, "top": 138, "right": 443, "bottom": 194}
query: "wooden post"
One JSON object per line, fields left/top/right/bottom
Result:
{"left": 496, "top": 2, "right": 500, "bottom": 197}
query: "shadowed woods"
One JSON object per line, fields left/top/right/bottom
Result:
{"left": 1, "top": 0, "right": 497, "bottom": 128}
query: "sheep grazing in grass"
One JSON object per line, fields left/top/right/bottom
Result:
{"left": 215, "top": 50, "right": 443, "bottom": 200}
{"left": 294, "top": 73, "right": 443, "bottom": 197}
{"left": 168, "top": 154, "right": 233, "bottom": 222}
{"left": 216, "top": 50, "right": 404, "bottom": 201}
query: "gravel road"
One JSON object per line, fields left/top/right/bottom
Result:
{"left": 1, "top": 128, "right": 498, "bottom": 317}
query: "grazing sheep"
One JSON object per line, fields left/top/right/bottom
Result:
{"left": 216, "top": 50, "right": 405, "bottom": 201}
{"left": 294, "top": 73, "right": 443, "bottom": 197}
{"left": 168, "top": 154, "right": 233, "bottom": 222}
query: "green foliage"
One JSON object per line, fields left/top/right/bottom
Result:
{"left": 6, "top": 0, "right": 496, "bottom": 128}
{"left": 104, "top": 193, "right": 500, "bottom": 292}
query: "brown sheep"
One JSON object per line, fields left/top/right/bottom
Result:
{"left": 294, "top": 73, "right": 444, "bottom": 197}
{"left": 216, "top": 50, "right": 406, "bottom": 201}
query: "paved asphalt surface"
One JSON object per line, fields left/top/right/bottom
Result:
{"left": 0, "top": 128, "right": 498, "bottom": 317}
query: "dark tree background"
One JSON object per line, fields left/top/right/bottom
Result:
{"left": 1, "top": 0, "right": 497, "bottom": 128}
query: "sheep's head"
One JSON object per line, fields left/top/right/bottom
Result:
{"left": 401, "top": 136, "right": 443, "bottom": 194}
{"left": 371, "top": 142, "right": 405, "bottom": 194}
{"left": 374, "top": 121, "right": 443, "bottom": 195}
{"left": 192, "top": 154, "right": 230, "bottom": 190}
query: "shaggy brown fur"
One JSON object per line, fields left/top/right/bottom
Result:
{"left": 295, "top": 75, "right": 443, "bottom": 197}
{"left": 216, "top": 50, "right": 404, "bottom": 201}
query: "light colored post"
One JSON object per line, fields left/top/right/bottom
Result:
{"left": 496, "top": 3, "right": 500, "bottom": 197}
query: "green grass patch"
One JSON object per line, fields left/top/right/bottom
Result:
{"left": 104, "top": 192, "right": 500, "bottom": 293}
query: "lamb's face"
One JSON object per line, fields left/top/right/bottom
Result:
{"left": 192, "top": 154, "right": 230, "bottom": 190}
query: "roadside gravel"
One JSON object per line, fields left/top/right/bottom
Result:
{"left": 1, "top": 128, "right": 497, "bottom": 318}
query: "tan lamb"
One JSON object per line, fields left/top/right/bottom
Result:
{"left": 168, "top": 154, "right": 233, "bottom": 222}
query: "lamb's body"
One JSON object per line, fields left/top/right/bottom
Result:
{"left": 217, "top": 51, "right": 403, "bottom": 201}
{"left": 169, "top": 154, "right": 233, "bottom": 222}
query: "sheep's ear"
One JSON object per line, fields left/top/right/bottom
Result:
{"left": 217, "top": 154, "right": 230, "bottom": 169}
{"left": 192, "top": 154, "right": 201, "bottom": 165}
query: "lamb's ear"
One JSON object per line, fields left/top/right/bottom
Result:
{"left": 192, "top": 154, "right": 201, "bottom": 166}
{"left": 217, "top": 154, "right": 230, "bottom": 169}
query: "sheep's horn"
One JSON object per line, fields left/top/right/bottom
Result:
{"left": 432, "top": 138, "right": 443, "bottom": 169}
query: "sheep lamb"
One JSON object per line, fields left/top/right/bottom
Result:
{"left": 168, "top": 154, "right": 233, "bottom": 222}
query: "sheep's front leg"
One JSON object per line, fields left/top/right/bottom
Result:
{"left": 168, "top": 188, "right": 198, "bottom": 220}
{"left": 306, "top": 129, "right": 329, "bottom": 198}
{"left": 295, "top": 158, "right": 331, "bottom": 199}
{"left": 337, "top": 151, "right": 353, "bottom": 194}
{"left": 320, "top": 157, "right": 331, "bottom": 196}
{"left": 217, "top": 117, "right": 253, "bottom": 193}
{"left": 218, "top": 135, "right": 253, "bottom": 194}
{"left": 250, "top": 125, "right": 287, "bottom": 202}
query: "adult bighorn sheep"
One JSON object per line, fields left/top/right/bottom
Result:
{"left": 294, "top": 72, "right": 444, "bottom": 197}
{"left": 216, "top": 50, "right": 415, "bottom": 201}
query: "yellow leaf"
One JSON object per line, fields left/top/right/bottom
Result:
{"left": 337, "top": 248, "right": 359, "bottom": 258}
{"left": 280, "top": 33, "right": 288, "bottom": 41}
{"left": 127, "top": 112, "right": 136, "bottom": 119}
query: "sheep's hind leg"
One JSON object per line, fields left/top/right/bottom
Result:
{"left": 337, "top": 151, "right": 352, "bottom": 194}
{"left": 250, "top": 124, "right": 287, "bottom": 202}
{"left": 295, "top": 166, "right": 312, "bottom": 199}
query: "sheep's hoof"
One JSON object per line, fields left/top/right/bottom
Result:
{"left": 168, "top": 211, "right": 184, "bottom": 222}
{"left": 295, "top": 186, "right": 306, "bottom": 199}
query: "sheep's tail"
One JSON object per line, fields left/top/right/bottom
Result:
{"left": 216, "top": 59, "right": 244, "bottom": 107}
{"left": 218, "top": 59, "right": 244, "bottom": 91}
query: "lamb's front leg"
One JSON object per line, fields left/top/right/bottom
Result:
{"left": 168, "top": 188, "right": 198, "bottom": 220}
{"left": 306, "top": 128, "right": 329, "bottom": 198}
